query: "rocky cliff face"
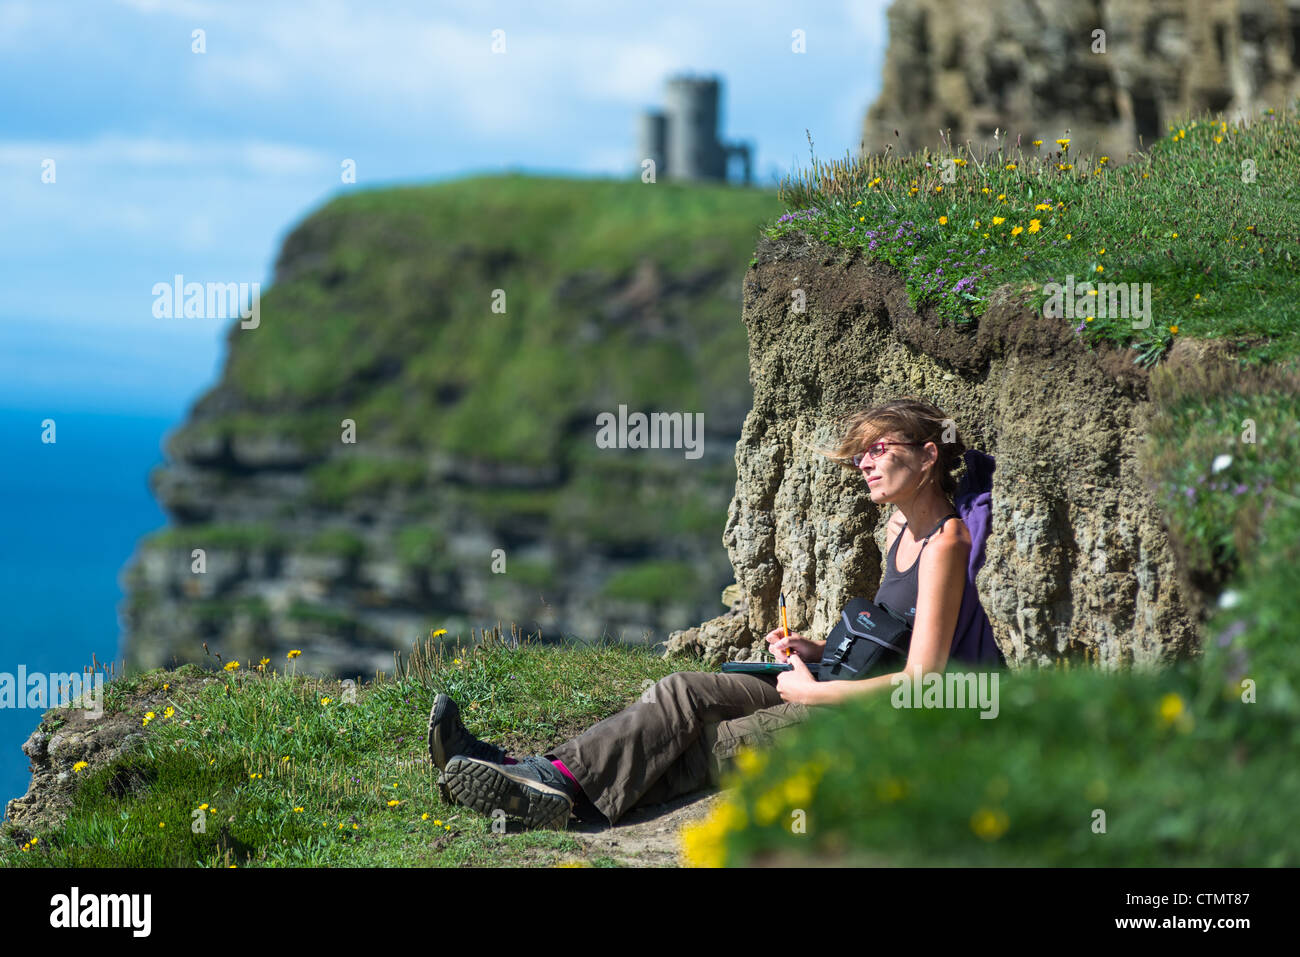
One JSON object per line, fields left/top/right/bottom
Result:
{"left": 667, "top": 234, "right": 1204, "bottom": 668}
{"left": 120, "top": 176, "right": 782, "bottom": 677}
{"left": 862, "top": 0, "right": 1300, "bottom": 158}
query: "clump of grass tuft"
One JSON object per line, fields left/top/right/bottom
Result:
{"left": 772, "top": 106, "right": 1300, "bottom": 366}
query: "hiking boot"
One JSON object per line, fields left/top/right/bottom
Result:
{"left": 441, "top": 755, "right": 575, "bottom": 830}
{"left": 427, "top": 693, "right": 509, "bottom": 771}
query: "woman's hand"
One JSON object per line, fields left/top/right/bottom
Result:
{"left": 775, "top": 654, "right": 821, "bottom": 705}
{"left": 764, "top": 628, "right": 824, "bottom": 663}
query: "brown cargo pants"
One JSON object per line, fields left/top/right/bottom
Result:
{"left": 548, "top": 670, "right": 811, "bottom": 825}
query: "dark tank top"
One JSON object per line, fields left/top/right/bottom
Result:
{"left": 873, "top": 512, "right": 960, "bottom": 626}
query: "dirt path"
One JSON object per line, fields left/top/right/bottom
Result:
{"left": 563, "top": 789, "right": 724, "bottom": 866}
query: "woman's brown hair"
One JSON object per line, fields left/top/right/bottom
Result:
{"left": 808, "top": 397, "right": 967, "bottom": 499}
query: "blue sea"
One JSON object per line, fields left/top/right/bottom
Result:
{"left": 0, "top": 404, "right": 176, "bottom": 817}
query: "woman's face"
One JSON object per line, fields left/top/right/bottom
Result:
{"left": 859, "top": 431, "right": 931, "bottom": 504}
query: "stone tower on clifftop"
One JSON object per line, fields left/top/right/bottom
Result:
{"left": 637, "top": 73, "right": 753, "bottom": 183}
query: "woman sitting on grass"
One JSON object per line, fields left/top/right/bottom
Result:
{"left": 428, "top": 397, "right": 980, "bottom": 829}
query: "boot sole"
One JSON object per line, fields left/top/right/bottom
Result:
{"left": 443, "top": 756, "right": 572, "bottom": 830}
{"left": 427, "top": 694, "right": 456, "bottom": 771}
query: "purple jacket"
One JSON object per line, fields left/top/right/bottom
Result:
{"left": 949, "top": 450, "right": 1006, "bottom": 667}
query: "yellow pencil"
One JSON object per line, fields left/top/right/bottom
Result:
{"left": 779, "top": 592, "right": 789, "bottom": 640}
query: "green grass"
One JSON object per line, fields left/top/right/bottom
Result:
{"left": 693, "top": 656, "right": 1297, "bottom": 867}
{"left": 143, "top": 522, "right": 287, "bottom": 551}
{"left": 302, "top": 527, "right": 367, "bottom": 559}
{"left": 601, "top": 559, "right": 699, "bottom": 604}
{"left": 306, "top": 457, "right": 428, "bottom": 507}
{"left": 3, "top": 633, "right": 696, "bottom": 867}
{"left": 772, "top": 106, "right": 1300, "bottom": 367}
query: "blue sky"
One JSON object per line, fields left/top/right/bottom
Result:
{"left": 0, "top": 0, "right": 890, "bottom": 419}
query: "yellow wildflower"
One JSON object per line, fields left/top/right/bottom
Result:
{"left": 1169, "top": 325, "right": 1179, "bottom": 335}
{"left": 996, "top": 193, "right": 1006, "bottom": 201}
{"left": 991, "top": 216, "right": 1006, "bottom": 225}
{"left": 981, "top": 186, "right": 990, "bottom": 194}
{"left": 1096, "top": 265, "right": 1103, "bottom": 272}
{"left": 1159, "top": 693, "right": 1184, "bottom": 724}
{"left": 971, "top": 807, "right": 1009, "bottom": 840}
{"left": 1034, "top": 203, "right": 1051, "bottom": 211}
{"left": 1027, "top": 219, "right": 1041, "bottom": 233}
{"left": 320, "top": 697, "right": 331, "bottom": 705}
{"left": 73, "top": 761, "right": 88, "bottom": 772}
{"left": 733, "top": 746, "right": 766, "bottom": 778}
{"left": 1004, "top": 162, "right": 1017, "bottom": 170}
{"left": 938, "top": 216, "right": 948, "bottom": 225}
{"left": 1011, "top": 225, "right": 1024, "bottom": 237}
{"left": 1056, "top": 138, "right": 1070, "bottom": 149}
{"left": 287, "top": 649, "right": 302, "bottom": 659}
{"left": 1031, "top": 139, "right": 1042, "bottom": 147}
{"left": 294, "top": 807, "right": 304, "bottom": 812}
{"left": 388, "top": 799, "right": 401, "bottom": 807}
{"left": 681, "top": 797, "right": 746, "bottom": 868}
{"left": 224, "top": 661, "right": 240, "bottom": 672}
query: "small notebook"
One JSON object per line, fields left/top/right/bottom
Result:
{"left": 719, "top": 661, "right": 793, "bottom": 675}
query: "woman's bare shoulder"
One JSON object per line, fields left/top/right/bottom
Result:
{"left": 942, "top": 515, "right": 972, "bottom": 545}
{"left": 929, "top": 516, "right": 972, "bottom": 556}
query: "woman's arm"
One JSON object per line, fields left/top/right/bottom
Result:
{"left": 805, "top": 532, "right": 969, "bottom": 706}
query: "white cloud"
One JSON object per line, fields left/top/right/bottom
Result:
{"left": 112, "top": 0, "right": 221, "bottom": 16}
{"left": 0, "top": 134, "right": 329, "bottom": 173}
